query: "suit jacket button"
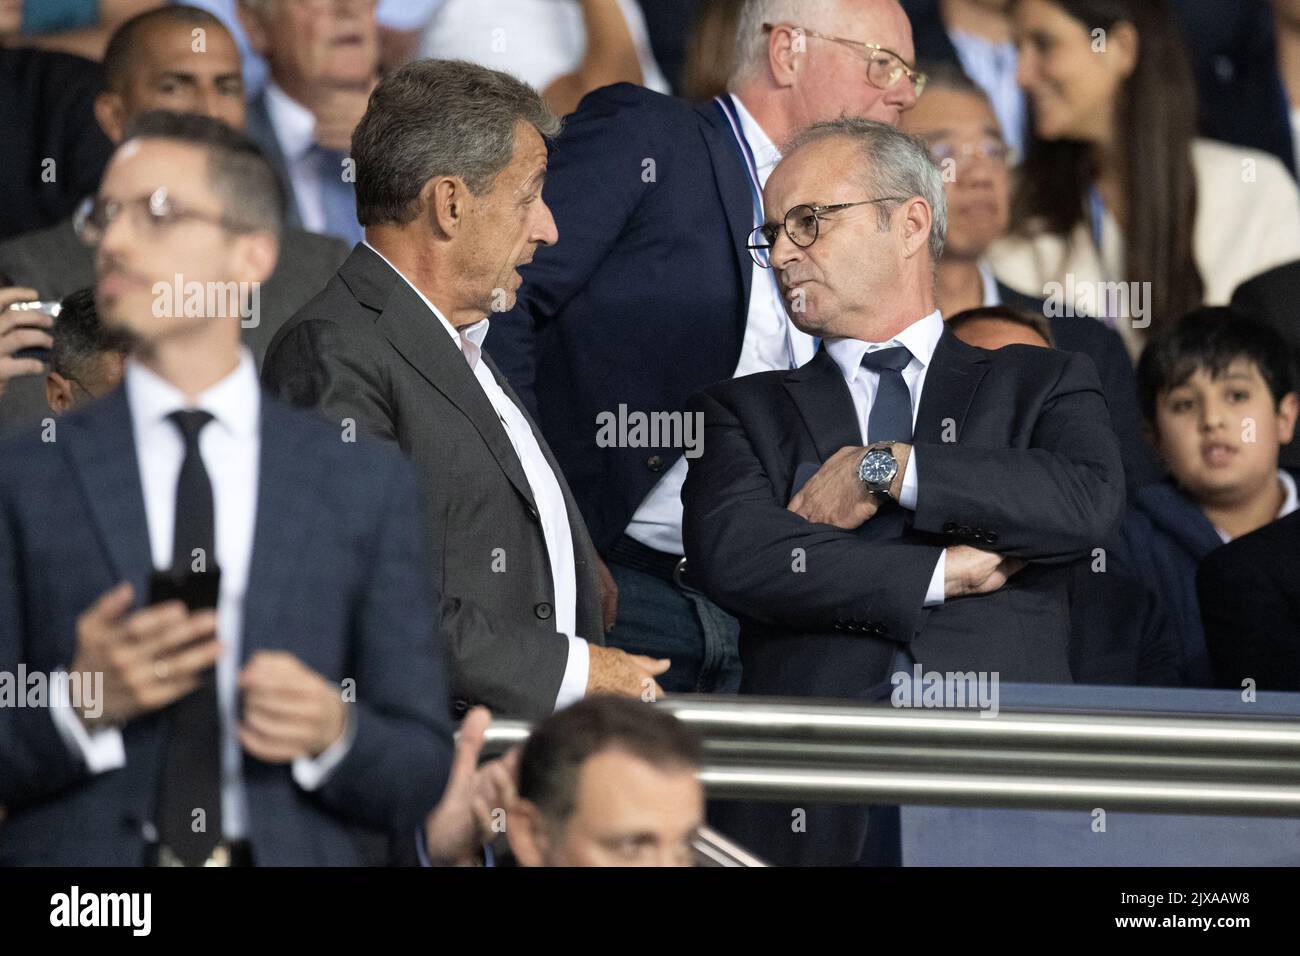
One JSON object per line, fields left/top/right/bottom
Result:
{"left": 646, "top": 455, "right": 664, "bottom": 472}
{"left": 942, "top": 522, "right": 957, "bottom": 534}
{"left": 985, "top": 531, "right": 999, "bottom": 544}
{"left": 959, "top": 525, "right": 972, "bottom": 537}
{"left": 535, "top": 602, "right": 553, "bottom": 620}
{"left": 453, "top": 699, "right": 469, "bottom": 713}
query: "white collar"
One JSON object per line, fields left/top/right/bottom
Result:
{"left": 729, "top": 93, "right": 782, "bottom": 185}
{"left": 264, "top": 81, "right": 317, "bottom": 162}
{"left": 362, "top": 240, "right": 490, "bottom": 346}
{"left": 978, "top": 260, "right": 1002, "bottom": 308}
{"left": 824, "top": 310, "right": 946, "bottom": 385}
{"left": 124, "top": 347, "right": 260, "bottom": 440}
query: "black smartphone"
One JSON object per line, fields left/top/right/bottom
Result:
{"left": 148, "top": 567, "right": 221, "bottom": 611}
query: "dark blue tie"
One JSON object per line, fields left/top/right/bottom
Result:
{"left": 861, "top": 345, "right": 914, "bottom": 444}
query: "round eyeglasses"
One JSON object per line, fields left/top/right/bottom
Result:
{"left": 746, "top": 198, "right": 908, "bottom": 268}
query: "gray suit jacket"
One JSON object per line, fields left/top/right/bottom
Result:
{"left": 262, "top": 245, "right": 605, "bottom": 720}
{"left": 0, "top": 216, "right": 348, "bottom": 433}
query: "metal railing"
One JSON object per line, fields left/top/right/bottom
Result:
{"left": 482, "top": 695, "right": 1300, "bottom": 819}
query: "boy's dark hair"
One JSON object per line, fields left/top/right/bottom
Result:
{"left": 51, "top": 288, "right": 132, "bottom": 382}
{"left": 518, "top": 696, "right": 702, "bottom": 825}
{"left": 947, "top": 305, "right": 1054, "bottom": 347}
{"left": 102, "top": 5, "right": 229, "bottom": 93}
{"left": 1137, "top": 307, "right": 1298, "bottom": 424}
{"left": 121, "top": 110, "right": 284, "bottom": 236}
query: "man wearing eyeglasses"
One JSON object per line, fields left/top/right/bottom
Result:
{"left": 489, "top": 0, "right": 927, "bottom": 697}
{"left": 0, "top": 111, "right": 453, "bottom": 866}
{"left": 681, "top": 117, "right": 1124, "bottom": 866}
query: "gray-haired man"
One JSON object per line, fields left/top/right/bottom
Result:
{"left": 681, "top": 117, "right": 1125, "bottom": 864}
{"left": 262, "top": 59, "right": 666, "bottom": 722}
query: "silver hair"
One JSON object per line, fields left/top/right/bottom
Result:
{"left": 728, "top": 0, "right": 836, "bottom": 88}
{"left": 785, "top": 116, "right": 948, "bottom": 265}
{"left": 351, "top": 59, "right": 560, "bottom": 227}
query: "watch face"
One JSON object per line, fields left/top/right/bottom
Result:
{"left": 860, "top": 449, "right": 896, "bottom": 486}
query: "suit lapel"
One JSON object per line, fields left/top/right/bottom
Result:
{"left": 342, "top": 246, "right": 542, "bottom": 515}
{"left": 695, "top": 99, "right": 755, "bottom": 337}
{"left": 784, "top": 349, "right": 862, "bottom": 462}
{"left": 914, "top": 328, "right": 990, "bottom": 445}
{"left": 61, "top": 387, "right": 154, "bottom": 595}
{"left": 241, "top": 395, "right": 321, "bottom": 660}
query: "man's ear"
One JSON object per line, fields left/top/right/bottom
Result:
{"left": 1276, "top": 391, "right": 1299, "bottom": 446}
{"left": 766, "top": 23, "right": 805, "bottom": 89}
{"left": 504, "top": 800, "right": 548, "bottom": 868}
{"left": 1109, "top": 20, "right": 1140, "bottom": 80}
{"left": 46, "top": 372, "right": 74, "bottom": 415}
{"left": 900, "top": 197, "right": 932, "bottom": 260}
{"left": 233, "top": 231, "right": 280, "bottom": 287}
{"left": 425, "top": 176, "right": 466, "bottom": 238}
{"left": 94, "top": 92, "right": 128, "bottom": 145}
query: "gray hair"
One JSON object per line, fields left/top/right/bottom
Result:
{"left": 728, "top": 0, "right": 835, "bottom": 88}
{"left": 352, "top": 59, "right": 561, "bottom": 227}
{"left": 785, "top": 116, "right": 948, "bottom": 265}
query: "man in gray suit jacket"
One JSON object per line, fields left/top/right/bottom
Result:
{"left": 0, "top": 6, "right": 347, "bottom": 433}
{"left": 263, "top": 60, "right": 670, "bottom": 721}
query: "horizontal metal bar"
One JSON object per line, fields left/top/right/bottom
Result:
{"left": 691, "top": 826, "right": 768, "bottom": 867}
{"left": 701, "top": 766, "right": 1300, "bottom": 816}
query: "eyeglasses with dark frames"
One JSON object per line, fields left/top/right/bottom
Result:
{"left": 747, "top": 198, "right": 909, "bottom": 268}
{"left": 763, "top": 23, "right": 927, "bottom": 97}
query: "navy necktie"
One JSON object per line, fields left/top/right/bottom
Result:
{"left": 312, "top": 145, "right": 363, "bottom": 246}
{"left": 156, "top": 409, "right": 222, "bottom": 866}
{"left": 860, "top": 345, "right": 914, "bottom": 444}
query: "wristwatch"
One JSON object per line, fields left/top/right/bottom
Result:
{"left": 857, "top": 442, "right": 899, "bottom": 496}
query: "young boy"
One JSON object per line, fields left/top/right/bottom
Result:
{"left": 1120, "top": 307, "right": 1299, "bottom": 686}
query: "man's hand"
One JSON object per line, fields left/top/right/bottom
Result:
{"left": 237, "top": 651, "right": 347, "bottom": 763}
{"left": 0, "top": 287, "right": 53, "bottom": 401}
{"left": 943, "top": 545, "right": 1025, "bottom": 599}
{"left": 424, "top": 707, "right": 521, "bottom": 866}
{"left": 69, "top": 582, "right": 222, "bottom": 727}
{"left": 595, "top": 555, "right": 619, "bottom": 633}
{"left": 788, "top": 444, "right": 912, "bottom": 528}
{"left": 586, "top": 644, "right": 668, "bottom": 700}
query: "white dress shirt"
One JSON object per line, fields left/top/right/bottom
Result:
{"left": 949, "top": 29, "right": 1026, "bottom": 160}
{"left": 50, "top": 350, "right": 351, "bottom": 841}
{"left": 363, "top": 243, "right": 589, "bottom": 711}
{"left": 626, "top": 93, "right": 818, "bottom": 555}
{"left": 823, "top": 310, "right": 949, "bottom": 606}
{"left": 263, "top": 81, "right": 330, "bottom": 236}
{"left": 421, "top": 0, "right": 669, "bottom": 96}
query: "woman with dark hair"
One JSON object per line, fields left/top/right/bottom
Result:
{"left": 988, "top": 0, "right": 1300, "bottom": 356}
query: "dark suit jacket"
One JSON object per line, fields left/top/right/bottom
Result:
{"left": 997, "top": 280, "right": 1164, "bottom": 491}
{"left": 0, "top": 217, "right": 348, "bottom": 434}
{"left": 1198, "top": 510, "right": 1300, "bottom": 691}
{"left": 245, "top": 91, "right": 305, "bottom": 231}
{"left": 684, "top": 328, "right": 1124, "bottom": 867}
{"left": 0, "top": 387, "right": 453, "bottom": 865}
{"left": 0, "top": 48, "right": 113, "bottom": 240}
{"left": 1230, "top": 260, "right": 1300, "bottom": 471}
{"left": 487, "top": 83, "right": 754, "bottom": 554}
{"left": 262, "top": 245, "right": 605, "bottom": 720}
{"left": 683, "top": 328, "right": 1125, "bottom": 695}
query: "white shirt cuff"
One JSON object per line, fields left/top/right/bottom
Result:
{"left": 553, "top": 636, "right": 590, "bottom": 712}
{"left": 292, "top": 708, "right": 356, "bottom": 791}
{"left": 49, "top": 672, "right": 126, "bottom": 774}
{"left": 923, "top": 551, "right": 946, "bottom": 607}
{"left": 898, "top": 447, "right": 919, "bottom": 511}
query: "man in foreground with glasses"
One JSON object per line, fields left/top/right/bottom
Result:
{"left": 681, "top": 117, "right": 1125, "bottom": 866}
{"left": 490, "top": 0, "right": 927, "bottom": 697}
{"left": 0, "top": 111, "right": 453, "bottom": 865}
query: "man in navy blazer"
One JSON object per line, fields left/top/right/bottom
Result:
{"left": 0, "top": 113, "right": 452, "bottom": 866}
{"left": 682, "top": 117, "right": 1124, "bottom": 865}
{"left": 489, "top": 0, "right": 925, "bottom": 693}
